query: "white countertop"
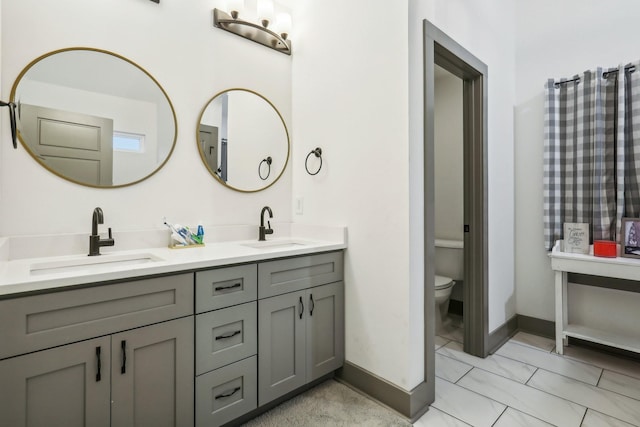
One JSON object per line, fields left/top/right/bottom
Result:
{"left": 0, "top": 223, "right": 347, "bottom": 297}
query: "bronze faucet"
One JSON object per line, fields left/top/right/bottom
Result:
{"left": 259, "top": 206, "right": 274, "bottom": 241}
{"left": 89, "top": 207, "right": 115, "bottom": 256}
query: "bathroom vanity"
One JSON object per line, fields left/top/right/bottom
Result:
{"left": 0, "top": 228, "right": 346, "bottom": 427}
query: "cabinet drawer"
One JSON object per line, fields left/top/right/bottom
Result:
{"left": 258, "top": 251, "right": 344, "bottom": 299}
{"left": 195, "top": 264, "right": 257, "bottom": 313}
{"left": 196, "top": 301, "right": 257, "bottom": 375}
{"left": 196, "top": 356, "right": 257, "bottom": 427}
{"left": 0, "top": 273, "right": 193, "bottom": 359}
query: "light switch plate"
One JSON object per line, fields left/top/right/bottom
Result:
{"left": 295, "top": 197, "right": 304, "bottom": 215}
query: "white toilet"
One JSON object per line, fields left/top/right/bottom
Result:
{"left": 434, "top": 239, "right": 464, "bottom": 332}
{"left": 435, "top": 275, "right": 455, "bottom": 331}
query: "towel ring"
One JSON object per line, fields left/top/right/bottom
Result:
{"left": 259, "top": 156, "right": 272, "bottom": 180}
{"left": 305, "top": 147, "right": 323, "bottom": 175}
{"left": 0, "top": 101, "right": 17, "bottom": 149}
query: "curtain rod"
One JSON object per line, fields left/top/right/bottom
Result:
{"left": 553, "top": 65, "right": 636, "bottom": 88}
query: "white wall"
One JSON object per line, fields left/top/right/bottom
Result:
{"left": 514, "top": 0, "right": 640, "bottom": 322}
{"left": 409, "top": 0, "right": 517, "bottom": 338}
{"left": 291, "top": 0, "right": 415, "bottom": 389}
{"left": 292, "top": 0, "right": 517, "bottom": 392}
{"left": 0, "top": 0, "right": 292, "bottom": 236}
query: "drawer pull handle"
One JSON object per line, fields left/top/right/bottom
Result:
{"left": 299, "top": 296, "right": 304, "bottom": 319}
{"left": 215, "top": 386, "right": 241, "bottom": 399}
{"left": 121, "top": 340, "right": 127, "bottom": 374}
{"left": 96, "top": 346, "right": 102, "bottom": 382}
{"left": 310, "top": 294, "right": 315, "bottom": 316}
{"left": 215, "top": 330, "right": 242, "bottom": 340}
{"left": 215, "top": 282, "right": 241, "bottom": 291}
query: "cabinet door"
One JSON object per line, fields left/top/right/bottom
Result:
{"left": 0, "top": 336, "right": 111, "bottom": 427}
{"left": 111, "top": 316, "right": 194, "bottom": 427}
{"left": 258, "top": 291, "right": 306, "bottom": 406}
{"left": 307, "top": 281, "right": 345, "bottom": 381}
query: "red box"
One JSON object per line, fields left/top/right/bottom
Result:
{"left": 594, "top": 240, "right": 617, "bottom": 257}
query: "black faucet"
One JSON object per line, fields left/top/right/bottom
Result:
{"left": 89, "top": 207, "right": 115, "bottom": 256}
{"left": 259, "top": 206, "right": 274, "bottom": 241}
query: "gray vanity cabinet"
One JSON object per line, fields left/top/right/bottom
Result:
{"left": 306, "top": 281, "right": 345, "bottom": 381}
{"left": 111, "top": 316, "right": 194, "bottom": 427}
{"left": 0, "top": 317, "right": 193, "bottom": 427}
{"left": 0, "top": 336, "right": 112, "bottom": 427}
{"left": 0, "top": 274, "right": 194, "bottom": 427}
{"left": 258, "top": 290, "right": 308, "bottom": 405}
{"left": 258, "top": 279, "right": 344, "bottom": 406}
{"left": 195, "top": 264, "right": 258, "bottom": 427}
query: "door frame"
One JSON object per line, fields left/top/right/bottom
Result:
{"left": 423, "top": 19, "right": 489, "bottom": 368}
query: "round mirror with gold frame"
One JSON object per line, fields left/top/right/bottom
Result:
{"left": 197, "top": 88, "right": 290, "bottom": 192}
{"left": 10, "top": 47, "right": 177, "bottom": 188}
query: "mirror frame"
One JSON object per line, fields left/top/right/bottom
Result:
{"left": 197, "top": 88, "right": 290, "bottom": 193}
{"left": 9, "top": 47, "right": 179, "bottom": 189}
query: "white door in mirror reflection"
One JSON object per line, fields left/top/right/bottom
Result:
{"left": 199, "top": 124, "right": 220, "bottom": 180}
{"left": 198, "top": 89, "right": 289, "bottom": 192}
{"left": 20, "top": 104, "right": 113, "bottom": 186}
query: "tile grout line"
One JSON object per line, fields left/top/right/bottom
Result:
{"left": 578, "top": 407, "right": 587, "bottom": 427}
{"left": 453, "top": 364, "right": 475, "bottom": 385}
{"left": 524, "top": 367, "right": 539, "bottom": 385}
{"left": 433, "top": 407, "right": 475, "bottom": 427}
{"left": 490, "top": 406, "right": 508, "bottom": 427}
{"left": 595, "top": 368, "right": 603, "bottom": 387}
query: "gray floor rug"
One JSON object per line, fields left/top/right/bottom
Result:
{"left": 242, "top": 379, "right": 412, "bottom": 426}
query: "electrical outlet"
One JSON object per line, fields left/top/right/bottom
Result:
{"left": 295, "top": 197, "right": 304, "bottom": 215}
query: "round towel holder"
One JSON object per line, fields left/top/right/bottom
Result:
{"left": 305, "top": 147, "right": 323, "bottom": 175}
{"left": 259, "top": 156, "right": 272, "bottom": 180}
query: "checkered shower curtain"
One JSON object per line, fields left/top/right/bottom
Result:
{"left": 543, "top": 61, "right": 640, "bottom": 250}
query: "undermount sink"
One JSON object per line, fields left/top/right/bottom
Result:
{"left": 30, "top": 252, "right": 163, "bottom": 276}
{"left": 241, "top": 239, "right": 308, "bottom": 250}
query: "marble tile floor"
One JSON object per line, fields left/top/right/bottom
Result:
{"left": 415, "top": 321, "right": 640, "bottom": 427}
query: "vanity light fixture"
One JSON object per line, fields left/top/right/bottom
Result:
{"left": 213, "top": 1, "right": 291, "bottom": 55}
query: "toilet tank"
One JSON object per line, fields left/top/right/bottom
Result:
{"left": 435, "top": 239, "right": 464, "bottom": 280}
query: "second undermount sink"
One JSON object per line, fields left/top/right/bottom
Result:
{"left": 30, "top": 252, "right": 163, "bottom": 276}
{"left": 241, "top": 239, "right": 309, "bottom": 250}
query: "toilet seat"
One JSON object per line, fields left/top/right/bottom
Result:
{"left": 435, "top": 275, "right": 454, "bottom": 289}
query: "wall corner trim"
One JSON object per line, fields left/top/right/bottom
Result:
{"left": 336, "top": 361, "right": 432, "bottom": 422}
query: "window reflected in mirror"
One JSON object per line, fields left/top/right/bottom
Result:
{"left": 10, "top": 48, "right": 177, "bottom": 188}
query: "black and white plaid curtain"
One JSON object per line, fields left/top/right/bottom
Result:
{"left": 543, "top": 61, "right": 640, "bottom": 250}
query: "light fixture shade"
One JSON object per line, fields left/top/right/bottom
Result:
{"left": 257, "top": 0, "right": 274, "bottom": 27}
{"left": 227, "top": 0, "right": 244, "bottom": 18}
{"left": 275, "top": 12, "right": 292, "bottom": 39}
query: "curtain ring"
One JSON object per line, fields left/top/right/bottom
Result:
{"left": 305, "top": 147, "right": 322, "bottom": 175}
{"left": 259, "top": 156, "right": 272, "bottom": 180}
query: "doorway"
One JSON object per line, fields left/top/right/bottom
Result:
{"left": 424, "top": 20, "right": 489, "bottom": 371}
